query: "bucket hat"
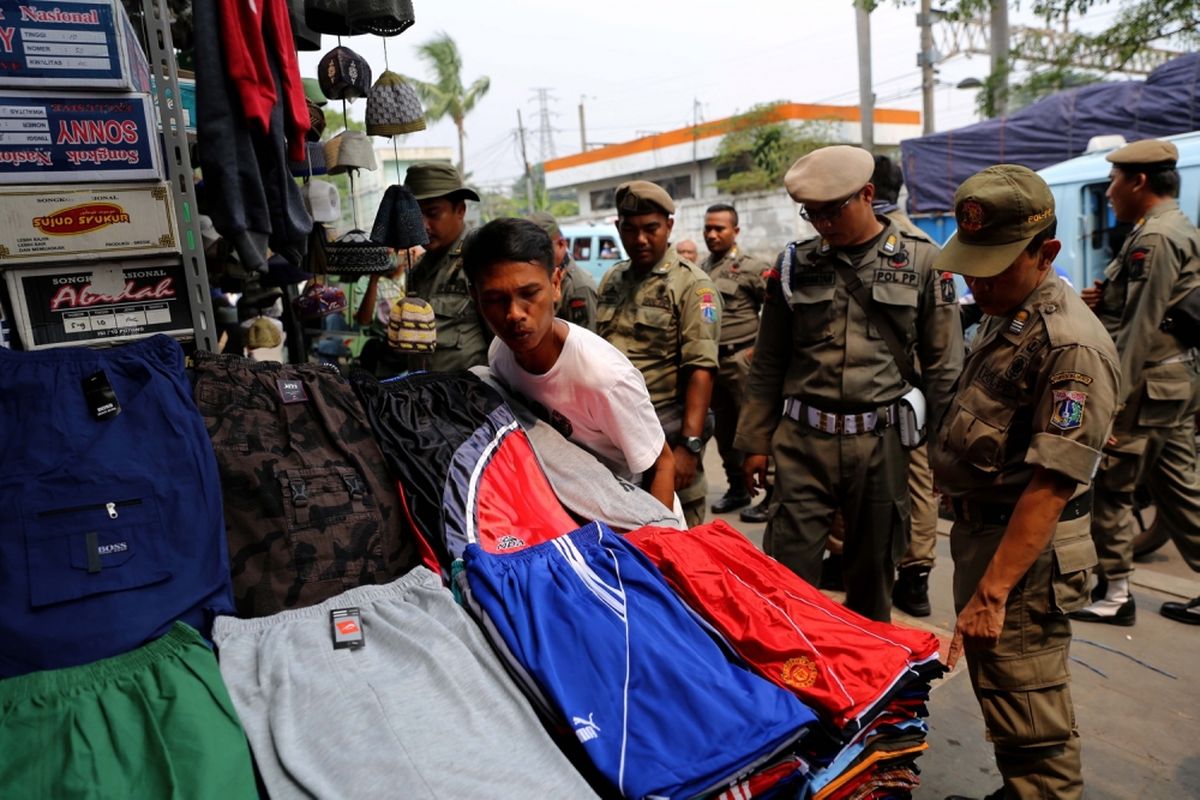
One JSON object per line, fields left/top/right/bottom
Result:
{"left": 349, "top": 0, "right": 415, "bottom": 36}
{"left": 371, "top": 185, "right": 428, "bottom": 249}
{"left": 325, "top": 130, "right": 378, "bottom": 174}
{"left": 403, "top": 162, "right": 480, "bottom": 202}
{"left": 318, "top": 45, "right": 371, "bottom": 101}
{"left": 366, "top": 71, "right": 427, "bottom": 137}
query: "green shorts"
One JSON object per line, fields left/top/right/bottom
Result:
{"left": 0, "top": 622, "right": 257, "bottom": 799}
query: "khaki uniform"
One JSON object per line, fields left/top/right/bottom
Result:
{"left": 1092, "top": 199, "right": 1200, "bottom": 581}
{"left": 704, "top": 246, "right": 769, "bottom": 493}
{"left": 556, "top": 257, "right": 599, "bottom": 331}
{"left": 735, "top": 220, "right": 963, "bottom": 621}
{"left": 597, "top": 247, "right": 721, "bottom": 527}
{"left": 932, "top": 274, "right": 1120, "bottom": 800}
{"left": 406, "top": 230, "right": 490, "bottom": 373}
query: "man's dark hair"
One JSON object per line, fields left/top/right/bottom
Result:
{"left": 871, "top": 155, "right": 904, "bottom": 204}
{"left": 705, "top": 203, "right": 738, "bottom": 226}
{"left": 462, "top": 218, "right": 555, "bottom": 286}
{"left": 1024, "top": 219, "right": 1058, "bottom": 255}
{"left": 1116, "top": 164, "right": 1181, "bottom": 198}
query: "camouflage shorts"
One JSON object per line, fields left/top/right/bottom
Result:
{"left": 193, "top": 353, "right": 419, "bottom": 617}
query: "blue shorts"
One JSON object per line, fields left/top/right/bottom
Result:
{"left": 463, "top": 522, "right": 818, "bottom": 800}
{"left": 0, "top": 336, "right": 234, "bottom": 677}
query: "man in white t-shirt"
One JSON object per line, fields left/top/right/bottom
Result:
{"left": 464, "top": 217, "right": 677, "bottom": 509}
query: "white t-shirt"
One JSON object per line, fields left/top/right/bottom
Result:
{"left": 489, "top": 322, "right": 665, "bottom": 478}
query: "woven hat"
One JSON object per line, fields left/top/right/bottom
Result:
{"left": 289, "top": 0, "right": 322, "bottom": 50}
{"left": 306, "top": 99, "right": 326, "bottom": 142}
{"left": 305, "top": 0, "right": 352, "bottom": 36}
{"left": 325, "top": 228, "right": 393, "bottom": 276}
{"left": 371, "top": 185, "right": 428, "bottom": 249}
{"left": 293, "top": 282, "right": 347, "bottom": 321}
{"left": 302, "top": 179, "right": 342, "bottom": 224}
{"left": 366, "top": 72, "right": 427, "bottom": 137}
{"left": 289, "top": 140, "right": 328, "bottom": 177}
{"left": 318, "top": 46, "right": 371, "bottom": 101}
{"left": 245, "top": 315, "right": 285, "bottom": 356}
{"left": 325, "top": 130, "right": 378, "bottom": 174}
{"left": 387, "top": 296, "right": 436, "bottom": 352}
{"left": 348, "top": 0, "right": 415, "bottom": 36}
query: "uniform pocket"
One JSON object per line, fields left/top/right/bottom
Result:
{"left": 430, "top": 294, "right": 470, "bottom": 349}
{"left": 714, "top": 276, "right": 740, "bottom": 300}
{"left": 868, "top": 280, "right": 919, "bottom": 340}
{"left": 938, "top": 386, "right": 1017, "bottom": 473}
{"left": 1138, "top": 375, "right": 1192, "bottom": 427}
{"left": 1051, "top": 523, "right": 1097, "bottom": 614}
{"left": 278, "top": 466, "right": 384, "bottom": 580}
{"left": 635, "top": 305, "right": 673, "bottom": 331}
{"left": 788, "top": 283, "right": 836, "bottom": 344}
{"left": 23, "top": 483, "right": 170, "bottom": 608}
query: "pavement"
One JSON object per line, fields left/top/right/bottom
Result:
{"left": 699, "top": 447, "right": 1200, "bottom": 799}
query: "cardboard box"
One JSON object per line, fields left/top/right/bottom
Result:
{"left": 0, "top": 182, "right": 177, "bottom": 263}
{"left": 0, "top": 0, "right": 151, "bottom": 91}
{"left": 4, "top": 256, "right": 193, "bottom": 349}
{"left": 0, "top": 90, "right": 161, "bottom": 183}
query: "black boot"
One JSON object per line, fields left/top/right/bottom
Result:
{"left": 739, "top": 486, "right": 772, "bottom": 523}
{"left": 819, "top": 553, "right": 844, "bottom": 591}
{"left": 893, "top": 565, "right": 932, "bottom": 617}
{"left": 712, "top": 489, "right": 752, "bottom": 514}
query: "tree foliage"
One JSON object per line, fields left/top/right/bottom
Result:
{"left": 713, "top": 103, "right": 836, "bottom": 195}
{"left": 406, "top": 32, "right": 490, "bottom": 173}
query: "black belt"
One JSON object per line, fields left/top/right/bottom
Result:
{"left": 952, "top": 490, "right": 1092, "bottom": 527}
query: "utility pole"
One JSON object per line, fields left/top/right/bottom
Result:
{"left": 990, "top": 0, "right": 1010, "bottom": 116}
{"left": 517, "top": 109, "right": 535, "bottom": 213}
{"left": 854, "top": 0, "right": 875, "bottom": 151}
{"left": 918, "top": 0, "right": 936, "bottom": 135}
{"left": 578, "top": 96, "right": 587, "bottom": 152}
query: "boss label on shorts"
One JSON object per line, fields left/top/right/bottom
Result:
{"left": 82, "top": 369, "right": 121, "bottom": 420}
{"left": 331, "top": 607, "right": 365, "bottom": 649}
{"left": 276, "top": 379, "right": 309, "bottom": 404}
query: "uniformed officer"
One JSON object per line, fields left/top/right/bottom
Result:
{"left": 933, "top": 165, "right": 1120, "bottom": 800}
{"left": 702, "top": 203, "right": 770, "bottom": 515}
{"left": 527, "top": 211, "right": 599, "bottom": 331}
{"left": 1071, "top": 139, "right": 1200, "bottom": 626}
{"left": 871, "top": 153, "right": 941, "bottom": 618}
{"left": 597, "top": 181, "right": 721, "bottom": 528}
{"left": 736, "top": 145, "right": 963, "bottom": 622}
{"left": 403, "top": 162, "right": 490, "bottom": 372}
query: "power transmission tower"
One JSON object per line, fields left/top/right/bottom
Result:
{"left": 532, "top": 87, "right": 558, "bottom": 163}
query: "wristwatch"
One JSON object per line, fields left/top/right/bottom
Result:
{"left": 682, "top": 436, "right": 703, "bottom": 455}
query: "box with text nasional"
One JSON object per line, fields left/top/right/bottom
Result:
{"left": 0, "top": 0, "right": 151, "bottom": 91}
{"left": 0, "top": 182, "right": 177, "bottom": 264}
{"left": 4, "top": 255, "right": 192, "bottom": 349}
{"left": 0, "top": 90, "right": 161, "bottom": 183}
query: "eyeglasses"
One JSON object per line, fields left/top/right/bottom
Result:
{"left": 799, "top": 192, "right": 858, "bottom": 224}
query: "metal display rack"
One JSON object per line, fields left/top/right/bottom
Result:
{"left": 140, "top": 0, "right": 216, "bottom": 352}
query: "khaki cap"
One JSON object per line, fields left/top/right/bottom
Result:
{"left": 246, "top": 316, "right": 284, "bottom": 349}
{"left": 403, "top": 162, "right": 481, "bottom": 202}
{"left": 784, "top": 145, "right": 875, "bottom": 203}
{"left": 526, "top": 211, "right": 562, "bottom": 239}
{"left": 1106, "top": 138, "right": 1178, "bottom": 168}
{"left": 615, "top": 180, "right": 674, "bottom": 215}
{"left": 934, "top": 164, "right": 1056, "bottom": 278}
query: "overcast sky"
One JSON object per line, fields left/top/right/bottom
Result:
{"left": 297, "top": 0, "right": 1135, "bottom": 189}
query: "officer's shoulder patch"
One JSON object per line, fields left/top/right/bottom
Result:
{"left": 1050, "top": 390, "right": 1086, "bottom": 430}
{"left": 1127, "top": 245, "right": 1153, "bottom": 280}
{"left": 1051, "top": 371, "right": 1094, "bottom": 386}
{"left": 938, "top": 272, "right": 957, "bottom": 305}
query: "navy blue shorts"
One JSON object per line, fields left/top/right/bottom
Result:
{"left": 0, "top": 336, "right": 234, "bottom": 677}
{"left": 463, "top": 522, "right": 818, "bottom": 800}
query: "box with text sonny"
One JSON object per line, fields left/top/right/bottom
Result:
{"left": 0, "top": 182, "right": 177, "bottom": 265}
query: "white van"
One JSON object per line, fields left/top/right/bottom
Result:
{"left": 560, "top": 222, "right": 627, "bottom": 285}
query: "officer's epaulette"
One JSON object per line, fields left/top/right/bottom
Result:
{"left": 897, "top": 227, "right": 935, "bottom": 244}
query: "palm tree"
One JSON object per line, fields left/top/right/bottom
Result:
{"left": 408, "top": 33, "right": 490, "bottom": 174}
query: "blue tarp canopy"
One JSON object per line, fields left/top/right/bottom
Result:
{"left": 900, "top": 54, "right": 1200, "bottom": 215}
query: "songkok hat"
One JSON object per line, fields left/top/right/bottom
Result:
{"left": 371, "top": 185, "right": 429, "bottom": 249}
{"left": 614, "top": 180, "right": 674, "bottom": 215}
{"left": 306, "top": 99, "right": 326, "bottom": 142}
{"left": 934, "top": 164, "right": 1056, "bottom": 279}
{"left": 302, "top": 179, "right": 342, "bottom": 224}
{"left": 325, "top": 229, "right": 393, "bottom": 276}
{"left": 366, "top": 72, "right": 427, "bottom": 136}
{"left": 318, "top": 46, "right": 371, "bottom": 101}
{"left": 784, "top": 145, "right": 874, "bottom": 204}
{"left": 526, "top": 211, "right": 562, "bottom": 239}
{"left": 348, "top": 0, "right": 415, "bottom": 36}
{"left": 289, "top": 0, "right": 322, "bottom": 50}
{"left": 403, "top": 162, "right": 480, "bottom": 202}
{"left": 305, "top": 0, "right": 352, "bottom": 36}
{"left": 387, "top": 296, "right": 436, "bottom": 352}
{"left": 293, "top": 283, "right": 348, "bottom": 321}
{"left": 1106, "top": 139, "right": 1179, "bottom": 170}
{"left": 325, "top": 130, "right": 378, "bottom": 174}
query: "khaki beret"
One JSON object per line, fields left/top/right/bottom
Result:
{"left": 526, "top": 211, "right": 562, "bottom": 239}
{"left": 784, "top": 145, "right": 875, "bottom": 203}
{"left": 615, "top": 180, "right": 674, "bottom": 216}
{"left": 1106, "top": 138, "right": 1178, "bottom": 167}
